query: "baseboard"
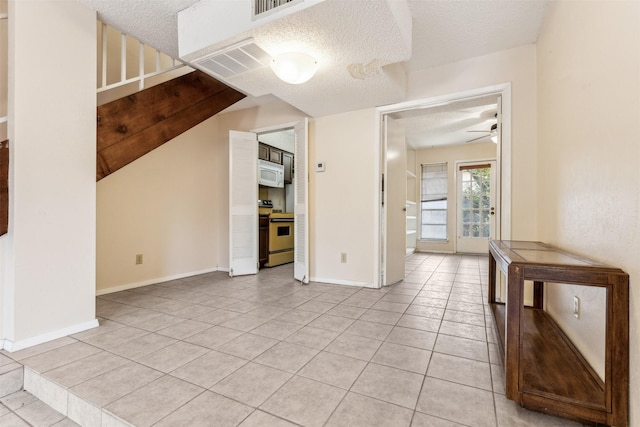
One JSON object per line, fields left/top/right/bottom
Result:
{"left": 309, "top": 276, "right": 375, "bottom": 289}
{"left": 2, "top": 319, "right": 99, "bottom": 352}
{"left": 96, "top": 266, "right": 225, "bottom": 296}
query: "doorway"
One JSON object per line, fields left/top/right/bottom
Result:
{"left": 375, "top": 84, "right": 512, "bottom": 288}
{"left": 228, "top": 119, "right": 309, "bottom": 283}
{"left": 456, "top": 161, "right": 497, "bottom": 254}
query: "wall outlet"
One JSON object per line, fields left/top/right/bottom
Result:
{"left": 135, "top": 254, "right": 143, "bottom": 265}
{"left": 340, "top": 253, "right": 347, "bottom": 263}
{"left": 573, "top": 296, "right": 580, "bottom": 319}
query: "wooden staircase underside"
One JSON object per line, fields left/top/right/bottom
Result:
{"left": 0, "top": 71, "right": 241, "bottom": 236}
{"left": 97, "top": 70, "right": 245, "bottom": 181}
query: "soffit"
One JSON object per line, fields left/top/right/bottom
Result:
{"left": 77, "top": 0, "right": 547, "bottom": 118}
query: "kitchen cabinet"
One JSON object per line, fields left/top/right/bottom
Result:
{"left": 258, "top": 143, "right": 269, "bottom": 161}
{"left": 488, "top": 240, "right": 629, "bottom": 427}
{"left": 283, "top": 152, "right": 293, "bottom": 184}
{"left": 269, "top": 147, "right": 283, "bottom": 164}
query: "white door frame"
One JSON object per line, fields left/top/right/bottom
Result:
{"left": 251, "top": 120, "right": 309, "bottom": 283}
{"left": 374, "top": 83, "right": 512, "bottom": 288}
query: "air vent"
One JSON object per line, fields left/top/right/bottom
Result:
{"left": 194, "top": 39, "right": 271, "bottom": 79}
{"left": 253, "top": 0, "right": 299, "bottom": 18}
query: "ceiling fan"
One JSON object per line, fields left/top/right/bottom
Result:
{"left": 466, "top": 114, "right": 498, "bottom": 143}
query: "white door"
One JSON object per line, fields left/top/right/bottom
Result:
{"left": 229, "top": 130, "right": 258, "bottom": 276}
{"left": 382, "top": 116, "right": 406, "bottom": 286}
{"left": 294, "top": 119, "right": 309, "bottom": 283}
{"left": 456, "top": 161, "right": 496, "bottom": 254}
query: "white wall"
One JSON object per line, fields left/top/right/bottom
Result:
{"left": 0, "top": 0, "right": 7, "bottom": 141}
{"left": 407, "top": 45, "right": 538, "bottom": 241}
{"left": 536, "top": 1, "right": 640, "bottom": 422}
{"left": 310, "top": 109, "right": 378, "bottom": 286}
{"left": 2, "top": 0, "right": 97, "bottom": 349}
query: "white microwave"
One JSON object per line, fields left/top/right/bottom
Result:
{"left": 258, "top": 159, "right": 284, "bottom": 188}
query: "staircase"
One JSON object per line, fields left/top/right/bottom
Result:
{"left": 97, "top": 69, "right": 245, "bottom": 180}
{"left": 0, "top": 21, "right": 246, "bottom": 235}
{"left": 95, "top": 22, "right": 245, "bottom": 181}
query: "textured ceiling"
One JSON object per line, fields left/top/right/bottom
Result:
{"left": 77, "top": 0, "right": 548, "bottom": 118}
{"left": 77, "top": 0, "right": 197, "bottom": 57}
{"left": 178, "top": 0, "right": 412, "bottom": 117}
{"left": 391, "top": 95, "right": 499, "bottom": 149}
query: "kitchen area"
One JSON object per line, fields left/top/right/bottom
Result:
{"left": 257, "top": 130, "right": 295, "bottom": 269}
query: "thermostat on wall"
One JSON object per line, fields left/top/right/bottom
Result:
{"left": 316, "top": 162, "right": 326, "bottom": 172}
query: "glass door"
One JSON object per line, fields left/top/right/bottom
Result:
{"left": 456, "top": 161, "right": 496, "bottom": 254}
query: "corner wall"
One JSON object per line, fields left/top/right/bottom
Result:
{"left": 3, "top": 0, "right": 97, "bottom": 349}
{"left": 536, "top": 1, "right": 640, "bottom": 423}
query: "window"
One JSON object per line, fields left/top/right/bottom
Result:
{"left": 421, "top": 162, "right": 448, "bottom": 240}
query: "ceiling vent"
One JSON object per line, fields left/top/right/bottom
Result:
{"left": 253, "top": 0, "right": 301, "bottom": 19}
{"left": 193, "top": 39, "right": 271, "bottom": 79}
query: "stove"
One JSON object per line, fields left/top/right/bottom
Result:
{"left": 258, "top": 199, "right": 273, "bottom": 215}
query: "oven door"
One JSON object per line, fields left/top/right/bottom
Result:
{"left": 269, "top": 219, "right": 294, "bottom": 252}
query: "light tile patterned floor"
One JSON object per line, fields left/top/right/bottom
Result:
{"left": 1, "top": 254, "right": 589, "bottom": 427}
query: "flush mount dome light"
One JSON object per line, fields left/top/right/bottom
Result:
{"left": 270, "top": 52, "right": 317, "bottom": 84}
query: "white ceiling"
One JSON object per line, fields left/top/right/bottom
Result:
{"left": 390, "top": 95, "right": 498, "bottom": 149}
{"left": 77, "top": 0, "right": 547, "bottom": 145}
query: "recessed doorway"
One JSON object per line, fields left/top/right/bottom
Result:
{"left": 375, "top": 84, "right": 512, "bottom": 288}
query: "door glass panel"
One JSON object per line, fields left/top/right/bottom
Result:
{"left": 460, "top": 167, "right": 491, "bottom": 239}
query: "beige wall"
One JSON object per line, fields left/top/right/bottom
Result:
{"left": 310, "top": 109, "right": 378, "bottom": 286}
{"left": 537, "top": 1, "right": 640, "bottom": 422}
{"left": 415, "top": 142, "right": 497, "bottom": 253}
{"left": 2, "top": 0, "right": 97, "bottom": 348}
{"left": 0, "top": 0, "right": 6, "bottom": 141}
{"left": 407, "top": 45, "right": 538, "bottom": 241}
{"left": 96, "top": 102, "right": 305, "bottom": 292}
{"left": 97, "top": 117, "right": 223, "bottom": 291}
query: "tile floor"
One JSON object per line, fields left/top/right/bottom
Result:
{"left": 1, "top": 253, "right": 589, "bottom": 427}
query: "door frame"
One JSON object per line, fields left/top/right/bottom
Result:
{"left": 374, "top": 83, "right": 512, "bottom": 288}
{"left": 251, "top": 120, "right": 309, "bottom": 282}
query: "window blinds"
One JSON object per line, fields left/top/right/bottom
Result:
{"left": 421, "top": 163, "right": 448, "bottom": 202}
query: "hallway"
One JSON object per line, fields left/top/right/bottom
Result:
{"left": 1, "top": 254, "right": 584, "bottom": 426}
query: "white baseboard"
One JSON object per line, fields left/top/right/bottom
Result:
{"left": 96, "top": 266, "right": 225, "bottom": 296}
{"left": 309, "top": 276, "right": 376, "bottom": 289}
{"left": 2, "top": 319, "right": 99, "bottom": 352}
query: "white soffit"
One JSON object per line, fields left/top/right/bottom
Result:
{"left": 179, "top": 0, "right": 412, "bottom": 117}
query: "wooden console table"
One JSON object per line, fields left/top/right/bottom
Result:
{"left": 488, "top": 240, "right": 628, "bottom": 426}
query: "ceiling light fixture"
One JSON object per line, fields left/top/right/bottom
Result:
{"left": 271, "top": 52, "right": 317, "bottom": 84}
